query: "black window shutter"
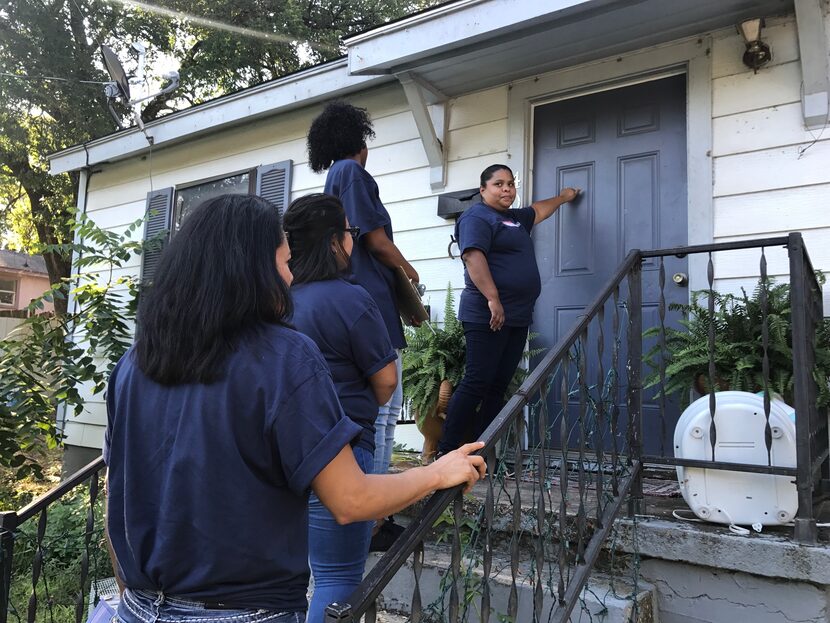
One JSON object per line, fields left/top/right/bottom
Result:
{"left": 141, "top": 187, "right": 173, "bottom": 284}
{"left": 255, "top": 160, "right": 293, "bottom": 214}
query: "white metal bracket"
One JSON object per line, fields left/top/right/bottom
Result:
{"left": 396, "top": 71, "right": 447, "bottom": 190}
{"left": 794, "top": 0, "right": 830, "bottom": 129}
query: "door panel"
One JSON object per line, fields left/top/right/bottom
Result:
{"left": 530, "top": 75, "right": 688, "bottom": 455}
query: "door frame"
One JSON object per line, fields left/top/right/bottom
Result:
{"left": 507, "top": 35, "right": 712, "bottom": 295}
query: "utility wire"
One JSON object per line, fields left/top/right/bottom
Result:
{"left": 0, "top": 72, "right": 110, "bottom": 85}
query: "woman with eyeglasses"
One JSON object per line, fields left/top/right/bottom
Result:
{"left": 282, "top": 193, "right": 399, "bottom": 623}
{"left": 104, "top": 194, "right": 485, "bottom": 623}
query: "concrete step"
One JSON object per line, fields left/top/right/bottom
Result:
{"left": 366, "top": 543, "right": 657, "bottom": 623}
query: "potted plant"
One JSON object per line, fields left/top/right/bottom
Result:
{"left": 402, "top": 286, "right": 466, "bottom": 462}
{"left": 644, "top": 275, "right": 830, "bottom": 409}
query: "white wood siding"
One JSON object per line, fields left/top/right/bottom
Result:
{"left": 711, "top": 11, "right": 830, "bottom": 311}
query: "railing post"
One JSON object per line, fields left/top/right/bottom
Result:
{"left": 788, "top": 232, "right": 818, "bottom": 544}
{"left": 324, "top": 602, "right": 353, "bottom": 622}
{"left": 626, "top": 255, "right": 644, "bottom": 517}
{"left": 0, "top": 512, "right": 18, "bottom": 623}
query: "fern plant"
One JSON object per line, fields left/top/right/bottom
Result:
{"left": 644, "top": 275, "right": 830, "bottom": 409}
{"left": 402, "top": 285, "right": 466, "bottom": 426}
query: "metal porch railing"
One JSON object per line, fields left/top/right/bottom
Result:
{"left": 0, "top": 234, "right": 826, "bottom": 623}
{"left": 0, "top": 457, "right": 105, "bottom": 623}
{"left": 325, "top": 232, "right": 828, "bottom": 623}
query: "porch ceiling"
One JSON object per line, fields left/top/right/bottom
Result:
{"left": 346, "top": 0, "right": 794, "bottom": 97}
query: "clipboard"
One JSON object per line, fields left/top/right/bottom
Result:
{"left": 393, "top": 266, "right": 429, "bottom": 326}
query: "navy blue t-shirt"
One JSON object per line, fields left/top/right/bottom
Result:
{"left": 103, "top": 326, "right": 361, "bottom": 612}
{"left": 291, "top": 279, "right": 397, "bottom": 451}
{"left": 456, "top": 202, "right": 541, "bottom": 327}
{"left": 324, "top": 159, "right": 406, "bottom": 349}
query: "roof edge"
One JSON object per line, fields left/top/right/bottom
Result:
{"left": 48, "top": 59, "right": 392, "bottom": 175}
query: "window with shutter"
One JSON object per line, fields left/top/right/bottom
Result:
{"left": 141, "top": 187, "right": 173, "bottom": 284}
{"left": 255, "top": 160, "right": 293, "bottom": 214}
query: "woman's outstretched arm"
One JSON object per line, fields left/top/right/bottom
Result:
{"left": 312, "top": 442, "right": 486, "bottom": 524}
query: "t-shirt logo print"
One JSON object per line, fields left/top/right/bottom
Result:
{"left": 501, "top": 220, "right": 521, "bottom": 227}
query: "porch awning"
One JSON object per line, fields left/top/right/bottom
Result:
{"left": 345, "top": 0, "right": 795, "bottom": 97}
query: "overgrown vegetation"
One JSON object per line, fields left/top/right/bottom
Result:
{"left": 0, "top": 212, "right": 144, "bottom": 479}
{"left": 644, "top": 275, "right": 830, "bottom": 408}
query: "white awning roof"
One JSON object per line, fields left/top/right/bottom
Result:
{"left": 345, "top": 0, "right": 794, "bottom": 97}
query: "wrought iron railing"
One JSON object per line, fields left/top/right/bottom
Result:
{"left": 326, "top": 232, "right": 828, "bottom": 622}
{"left": 0, "top": 234, "right": 825, "bottom": 623}
{"left": 0, "top": 457, "right": 106, "bottom": 623}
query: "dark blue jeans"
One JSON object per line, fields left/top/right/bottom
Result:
{"left": 438, "top": 323, "right": 529, "bottom": 453}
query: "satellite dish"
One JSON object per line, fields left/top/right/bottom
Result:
{"left": 99, "top": 42, "right": 179, "bottom": 135}
{"left": 101, "top": 44, "right": 131, "bottom": 101}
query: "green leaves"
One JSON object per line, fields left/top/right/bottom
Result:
{"left": 0, "top": 212, "right": 140, "bottom": 477}
{"left": 644, "top": 275, "right": 830, "bottom": 409}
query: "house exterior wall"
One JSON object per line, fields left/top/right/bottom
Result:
{"left": 67, "top": 10, "right": 830, "bottom": 452}
{"left": 0, "top": 269, "right": 51, "bottom": 313}
{"left": 710, "top": 13, "right": 830, "bottom": 309}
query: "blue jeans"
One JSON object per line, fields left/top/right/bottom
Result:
{"left": 439, "top": 323, "right": 529, "bottom": 453}
{"left": 373, "top": 352, "right": 402, "bottom": 474}
{"left": 306, "top": 446, "right": 374, "bottom": 623}
{"left": 117, "top": 589, "right": 304, "bottom": 623}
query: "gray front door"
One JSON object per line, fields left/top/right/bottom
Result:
{"left": 531, "top": 74, "right": 688, "bottom": 455}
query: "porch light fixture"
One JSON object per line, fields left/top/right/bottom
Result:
{"left": 738, "top": 18, "right": 772, "bottom": 72}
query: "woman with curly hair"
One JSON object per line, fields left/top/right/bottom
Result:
{"left": 307, "top": 101, "right": 418, "bottom": 549}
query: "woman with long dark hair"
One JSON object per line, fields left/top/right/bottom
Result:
{"left": 104, "top": 194, "right": 485, "bottom": 623}
{"left": 437, "top": 165, "right": 580, "bottom": 454}
{"left": 283, "top": 193, "right": 397, "bottom": 623}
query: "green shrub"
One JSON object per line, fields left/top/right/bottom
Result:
{"left": 8, "top": 487, "right": 109, "bottom": 623}
{"left": 644, "top": 275, "right": 830, "bottom": 409}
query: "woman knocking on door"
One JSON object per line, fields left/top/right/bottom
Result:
{"left": 437, "top": 165, "right": 580, "bottom": 455}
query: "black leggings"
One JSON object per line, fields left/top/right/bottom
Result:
{"left": 438, "top": 322, "right": 528, "bottom": 453}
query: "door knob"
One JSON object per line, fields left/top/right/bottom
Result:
{"left": 672, "top": 272, "right": 688, "bottom": 287}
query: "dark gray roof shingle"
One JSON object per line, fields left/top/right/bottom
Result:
{"left": 0, "top": 249, "right": 48, "bottom": 275}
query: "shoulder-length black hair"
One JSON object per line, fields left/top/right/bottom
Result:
{"left": 307, "top": 101, "right": 375, "bottom": 173}
{"left": 283, "top": 193, "right": 346, "bottom": 285}
{"left": 134, "top": 193, "right": 292, "bottom": 385}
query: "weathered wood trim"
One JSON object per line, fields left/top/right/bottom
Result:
{"left": 794, "top": 0, "right": 830, "bottom": 128}
{"left": 396, "top": 72, "right": 447, "bottom": 190}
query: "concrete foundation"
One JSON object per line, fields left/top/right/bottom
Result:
{"left": 640, "top": 559, "right": 829, "bottom": 623}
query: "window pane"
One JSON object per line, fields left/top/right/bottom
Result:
{"left": 0, "top": 291, "right": 13, "bottom": 305}
{"left": 173, "top": 173, "right": 250, "bottom": 231}
{"left": 0, "top": 279, "right": 15, "bottom": 292}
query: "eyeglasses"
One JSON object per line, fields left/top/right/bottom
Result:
{"left": 345, "top": 226, "right": 360, "bottom": 239}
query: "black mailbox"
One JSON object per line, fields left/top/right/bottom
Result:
{"left": 437, "top": 188, "right": 480, "bottom": 220}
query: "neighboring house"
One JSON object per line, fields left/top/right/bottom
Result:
{"left": 0, "top": 249, "right": 52, "bottom": 314}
